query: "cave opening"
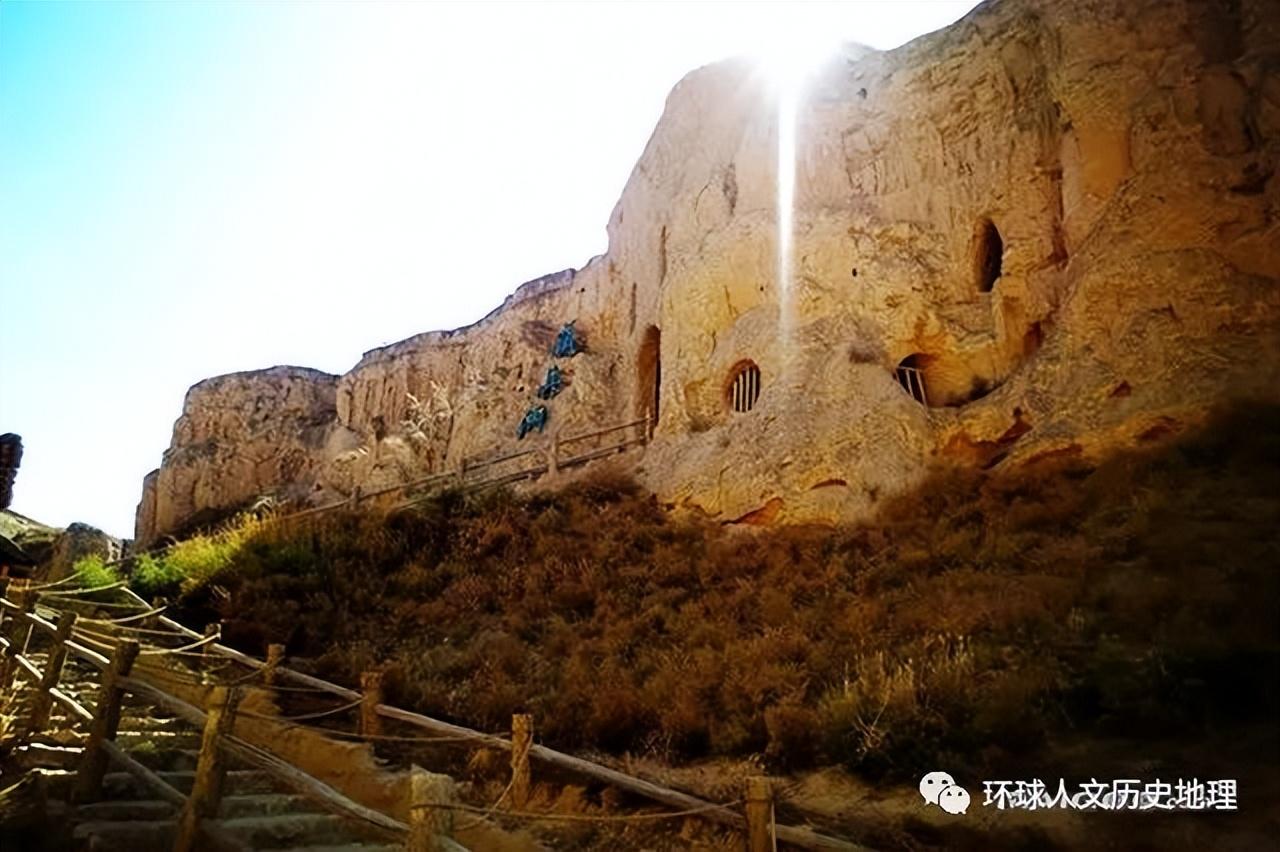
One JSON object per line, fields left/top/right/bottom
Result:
{"left": 637, "top": 325, "right": 661, "bottom": 424}
{"left": 727, "top": 360, "right": 762, "bottom": 413}
{"left": 895, "top": 354, "right": 930, "bottom": 405}
{"left": 974, "top": 217, "right": 1004, "bottom": 293}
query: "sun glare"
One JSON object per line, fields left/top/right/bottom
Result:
{"left": 755, "top": 33, "right": 838, "bottom": 342}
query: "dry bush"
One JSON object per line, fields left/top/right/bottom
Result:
{"left": 169, "top": 404, "right": 1280, "bottom": 780}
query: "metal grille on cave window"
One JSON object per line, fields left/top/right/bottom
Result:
{"left": 728, "top": 362, "right": 761, "bottom": 413}
{"left": 895, "top": 354, "right": 928, "bottom": 405}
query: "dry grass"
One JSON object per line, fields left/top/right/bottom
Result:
{"left": 164, "top": 401, "right": 1280, "bottom": 782}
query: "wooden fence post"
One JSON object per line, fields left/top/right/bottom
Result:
{"left": 359, "top": 669, "right": 383, "bottom": 739}
{"left": 17, "top": 590, "right": 37, "bottom": 655}
{"left": 350, "top": 485, "right": 363, "bottom": 508}
{"left": 149, "top": 597, "right": 168, "bottom": 629}
{"left": 744, "top": 776, "right": 772, "bottom": 852}
{"left": 264, "top": 643, "right": 285, "bottom": 687}
{"left": 200, "top": 622, "right": 220, "bottom": 672}
{"left": 644, "top": 407, "right": 654, "bottom": 442}
{"left": 174, "top": 686, "right": 241, "bottom": 852}
{"left": 0, "top": 591, "right": 37, "bottom": 690}
{"left": 511, "top": 713, "right": 532, "bottom": 809}
{"left": 74, "top": 639, "right": 140, "bottom": 802}
{"left": 408, "top": 765, "right": 457, "bottom": 852}
{"left": 0, "top": 577, "right": 10, "bottom": 630}
{"left": 28, "top": 610, "right": 77, "bottom": 730}
{"left": 547, "top": 433, "right": 560, "bottom": 477}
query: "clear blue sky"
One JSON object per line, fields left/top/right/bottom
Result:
{"left": 0, "top": 1, "right": 978, "bottom": 538}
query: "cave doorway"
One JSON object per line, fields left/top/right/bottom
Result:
{"left": 637, "top": 325, "right": 661, "bottom": 425}
{"left": 973, "top": 217, "right": 1003, "bottom": 293}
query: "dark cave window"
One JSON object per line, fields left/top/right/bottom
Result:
{"left": 974, "top": 217, "right": 1003, "bottom": 293}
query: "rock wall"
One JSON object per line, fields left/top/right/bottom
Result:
{"left": 137, "top": 0, "right": 1280, "bottom": 543}
{"left": 44, "top": 522, "right": 123, "bottom": 582}
{"left": 136, "top": 367, "right": 340, "bottom": 543}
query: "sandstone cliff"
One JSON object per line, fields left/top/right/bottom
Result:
{"left": 137, "top": 0, "right": 1280, "bottom": 544}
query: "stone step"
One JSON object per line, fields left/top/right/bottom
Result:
{"left": 218, "top": 814, "right": 362, "bottom": 848}
{"left": 220, "top": 793, "right": 325, "bottom": 818}
{"left": 14, "top": 742, "right": 83, "bottom": 769}
{"left": 30, "top": 767, "right": 75, "bottom": 799}
{"left": 103, "top": 768, "right": 278, "bottom": 798}
{"left": 77, "top": 799, "right": 177, "bottom": 821}
{"left": 125, "top": 745, "right": 200, "bottom": 772}
{"left": 71, "top": 818, "right": 175, "bottom": 852}
{"left": 74, "top": 793, "right": 322, "bottom": 822}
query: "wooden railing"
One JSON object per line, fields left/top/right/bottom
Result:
{"left": 0, "top": 577, "right": 871, "bottom": 851}
{"left": 0, "top": 581, "right": 467, "bottom": 852}
{"left": 117, "top": 413, "right": 656, "bottom": 570}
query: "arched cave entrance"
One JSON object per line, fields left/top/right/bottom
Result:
{"left": 973, "top": 217, "right": 1003, "bottom": 293}
{"left": 637, "top": 325, "right": 661, "bottom": 424}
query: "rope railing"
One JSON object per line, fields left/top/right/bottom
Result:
{"left": 86, "top": 605, "right": 169, "bottom": 625}
{"left": 136, "top": 631, "right": 222, "bottom": 657}
{"left": 3, "top": 566, "right": 870, "bottom": 852}
{"left": 129, "top": 600, "right": 866, "bottom": 849}
{"left": 101, "top": 413, "right": 655, "bottom": 575}
{"left": 238, "top": 696, "right": 364, "bottom": 722}
{"left": 38, "top": 580, "right": 127, "bottom": 598}
{"left": 10, "top": 574, "right": 80, "bottom": 592}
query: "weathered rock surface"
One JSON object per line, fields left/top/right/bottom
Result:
{"left": 136, "top": 367, "right": 339, "bottom": 543}
{"left": 0, "top": 433, "right": 21, "bottom": 510}
{"left": 45, "top": 522, "right": 122, "bottom": 581}
{"left": 137, "top": 0, "right": 1280, "bottom": 542}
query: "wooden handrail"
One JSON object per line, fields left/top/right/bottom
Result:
{"left": 118, "top": 677, "right": 411, "bottom": 844}
{"left": 462, "top": 446, "right": 539, "bottom": 471}
{"left": 64, "top": 640, "right": 110, "bottom": 670}
{"left": 12, "top": 654, "right": 42, "bottom": 683}
{"left": 14, "top": 588, "right": 866, "bottom": 851}
{"left": 49, "top": 687, "right": 93, "bottom": 723}
{"left": 0, "top": 592, "right": 413, "bottom": 850}
{"left": 145, "top": 607, "right": 864, "bottom": 850}
{"left": 558, "top": 416, "right": 650, "bottom": 447}
{"left": 101, "top": 413, "right": 653, "bottom": 571}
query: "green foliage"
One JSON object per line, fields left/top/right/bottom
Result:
{"left": 73, "top": 554, "right": 119, "bottom": 589}
{"left": 130, "top": 553, "right": 185, "bottom": 596}
{"left": 170, "top": 403, "right": 1280, "bottom": 780}
{"left": 127, "top": 513, "right": 269, "bottom": 598}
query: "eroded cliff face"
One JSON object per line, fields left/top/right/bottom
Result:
{"left": 137, "top": 0, "right": 1280, "bottom": 543}
{"left": 136, "top": 367, "right": 339, "bottom": 543}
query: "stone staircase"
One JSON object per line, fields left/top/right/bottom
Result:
{"left": 10, "top": 652, "right": 399, "bottom": 852}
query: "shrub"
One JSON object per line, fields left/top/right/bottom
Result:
{"left": 130, "top": 553, "right": 186, "bottom": 596}
{"left": 159, "top": 401, "right": 1280, "bottom": 781}
{"left": 73, "top": 554, "right": 119, "bottom": 589}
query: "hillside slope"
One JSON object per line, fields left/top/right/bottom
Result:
{"left": 135, "top": 402, "right": 1276, "bottom": 798}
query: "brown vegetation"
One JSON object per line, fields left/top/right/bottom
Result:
{"left": 161, "top": 402, "right": 1279, "bottom": 783}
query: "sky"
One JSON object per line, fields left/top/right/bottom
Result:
{"left": 0, "top": 0, "right": 980, "bottom": 539}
